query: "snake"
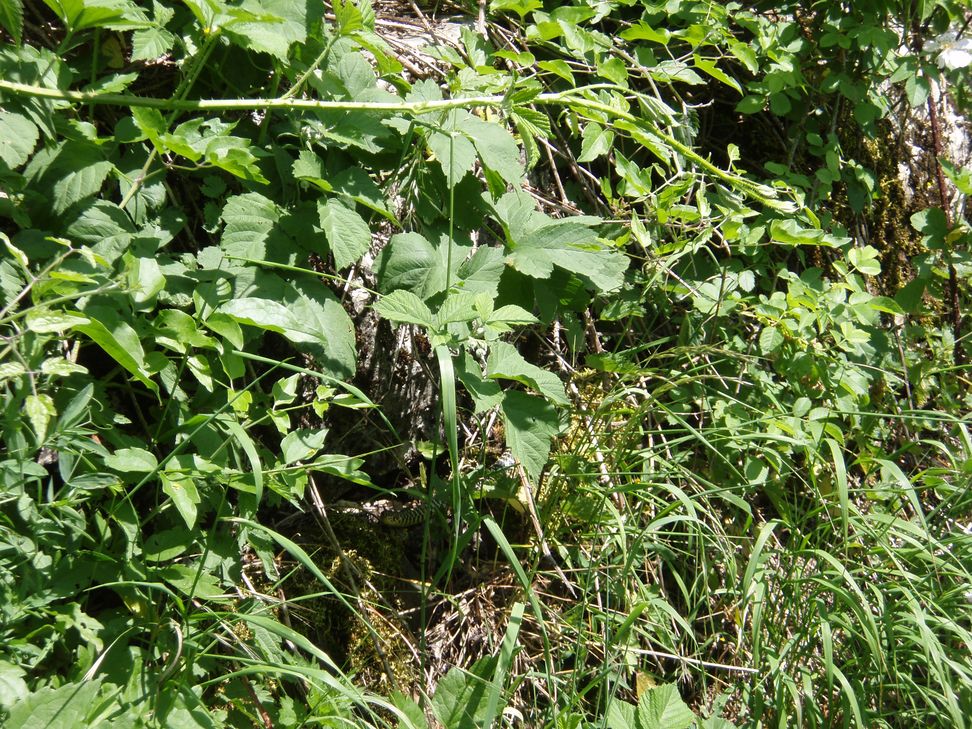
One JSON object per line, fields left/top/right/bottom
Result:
{"left": 329, "top": 498, "right": 430, "bottom": 528}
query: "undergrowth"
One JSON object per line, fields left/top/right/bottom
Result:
{"left": 0, "top": 0, "right": 970, "bottom": 727}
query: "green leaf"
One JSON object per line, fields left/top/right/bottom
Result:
{"left": 759, "top": 326, "right": 784, "bottom": 354}
{"left": 508, "top": 220, "right": 627, "bottom": 293}
{"left": 578, "top": 122, "right": 615, "bottom": 162}
{"left": 220, "top": 192, "right": 283, "bottom": 259}
{"left": 161, "top": 470, "right": 199, "bottom": 529}
{"left": 221, "top": 271, "right": 356, "bottom": 379}
{"left": 23, "top": 140, "right": 113, "bottom": 216}
{"left": 455, "top": 351, "right": 504, "bottom": 413}
{"left": 0, "top": 0, "right": 23, "bottom": 44}
{"left": 25, "top": 308, "right": 91, "bottom": 333}
{"left": 74, "top": 310, "right": 158, "bottom": 393}
{"left": 847, "top": 246, "right": 881, "bottom": 275}
{"left": 428, "top": 128, "right": 477, "bottom": 188}
{"left": 769, "top": 218, "right": 831, "bottom": 247}
{"left": 0, "top": 661, "right": 28, "bottom": 710}
{"left": 0, "top": 111, "right": 37, "bottom": 168}
{"left": 501, "top": 390, "right": 559, "bottom": 482}
{"left": 375, "top": 232, "right": 468, "bottom": 299}
{"left": 431, "top": 664, "right": 493, "bottom": 729}
{"left": 636, "top": 684, "right": 696, "bottom": 729}
{"left": 42, "top": 0, "right": 148, "bottom": 31}
{"left": 461, "top": 115, "right": 524, "bottom": 186}
{"left": 25, "top": 393, "right": 56, "bottom": 444}
{"left": 105, "top": 447, "right": 158, "bottom": 473}
{"left": 694, "top": 54, "right": 741, "bottom": 93}
{"left": 374, "top": 289, "right": 435, "bottom": 328}
{"left": 222, "top": 0, "right": 310, "bottom": 61}
{"left": 5, "top": 678, "right": 102, "bottom": 729}
{"left": 487, "top": 341, "right": 568, "bottom": 405}
{"left": 319, "top": 198, "right": 371, "bottom": 270}
{"left": 280, "top": 428, "right": 328, "bottom": 464}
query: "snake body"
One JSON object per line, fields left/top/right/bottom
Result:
{"left": 330, "top": 498, "right": 429, "bottom": 527}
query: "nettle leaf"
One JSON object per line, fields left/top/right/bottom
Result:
{"left": 375, "top": 232, "right": 469, "bottom": 299}
{"left": 434, "top": 291, "right": 483, "bottom": 328}
{"left": 295, "top": 151, "right": 396, "bottom": 223}
{"left": 636, "top": 684, "right": 696, "bottom": 729}
{"left": 0, "top": 111, "right": 37, "bottom": 168}
{"left": 373, "top": 289, "right": 434, "bottom": 328}
{"left": 456, "top": 246, "right": 505, "bottom": 298}
{"left": 428, "top": 127, "right": 478, "bottom": 188}
{"left": 23, "top": 140, "right": 113, "bottom": 217}
{"left": 220, "top": 192, "right": 284, "bottom": 259}
{"left": 219, "top": 0, "right": 310, "bottom": 61}
{"left": 318, "top": 198, "right": 371, "bottom": 269}
{"left": 487, "top": 341, "right": 568, "bottom": 405}
{"left": 501, "top": 389, "right": 559, "bottom": 482}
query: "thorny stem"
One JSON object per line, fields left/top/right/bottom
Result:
{"left": 0, "top": 78, "right": 791, "bottom": 209}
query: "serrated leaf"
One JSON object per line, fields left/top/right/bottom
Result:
{"left": 431, "top": 663, "right": 493, "bottom": 729}
{"left": 501, "top": 390, "right": 558, "bottom": 482}
{"left": 636, "top": 684, "right": 695, "bottom": 729}
{"left": 373, "top": 289, "right": 434, "bottom": 328}
{"left": 434, "top": 291, "right": 482, "bottom": 328}
{"left": 42, "top": 0, "right": 148, "bottom": 31}
{"left": 487, "top": 341, "right": 568, "bottom": 405}
{"left": 131, "top": 24, "right": 176, "bottom": 61}
{"left": 759, "top": 326, "right": 784, "bottom": 354}
{"left": 23, "top": 140, "right": 113, "bottom": 217}
{"left": 456, "top": 246, "right": 505, "bottom": 298}
{"left": 220, "top": 192, "right": 282, "bottom": 259}
{"left": 0, "top": 111, "right": 37, "bottom": 168}
{"left": 375, "top": 232, "right": 468, "bottom": 299}
{"left": 428, "top": 129, "right": 477, "bottom": 188}
{"left": 104, "top": 447, "right": 159, "bottom": 473}
{"left": 319, "top": 198, "right": 371, "bottom": 269}
{"left": 25, "top": 393, "right": 56, "bottom": 444}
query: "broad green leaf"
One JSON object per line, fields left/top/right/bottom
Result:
{"left": 157, "top": 563, "right": 225, "bottom": 600}
{"left": 431, "top": 664, "right": 493, "bottom": 729}
{"left": 280, "top": 428, "right": 328, "bottom": 464}
{"left": 23, "top": 140, "right": 113, "bottom": 216}
{"left": 428, "top": 129, "right": 477, "bottom": 188}
{"left": 4, "top": 678, "right": 102, "bottom": 729}
{"left": 374, "top": 289, "right": 435, "bottom": 328}
{"left": 461, "top": 115, "right": 524, "bottom": 186}
{"left": 0, "top": 111, "right": 37, "bottom": 168}
{"left": 74, "top": 311, "right": 158, "bottom": 393}
{"left": 759, "top": 326, "right": 784, "bottom": 354}
{"left": 221, "top": 272, "right": 356, "bottom": 379}
{"left": 435, "top": 291, "right": 482, "bottom": 328}
{"left": 25, "top": 393, "right": 55, "bottom": 444}
{"left": 636, "top": 684, "right": 696, "bottom": 729}
{"left": 131, "top": 3, "right": 176, "bottom": 62}
{"left": 605, "top": 699, "right": 637, "bottom": 729}
{"left": 694, "top": 55, "right": 741, "bottom": 93}
{"left": 507, "top": 220, "right": 627, "bottom": 293}
{"left": 487, "top": 342, "right": 568, "bottom": 405}
{"left": 39, "top": 356, "right": 87, "bottom": 376}
{"left": 41, "top": 0, "right": 148, "bottom": 31}
{"left": 620, "top": 21, "right": 670, "bottom": 44}
{"left": 25, "top": 309, "right": 90, "bottom": 333}
{"left": 221, "top": 0, "right": 309, "bottom": 61}
{"left": 490, "top": 0, "right": 541, "bottom": 19}
{"left": 161, "top": 470, "right": 199, "bottom": 528}
{"left": 0, "top": 362, "right": 26, "bottom": 381}
{"left": 456, "top": 246, "right": 505, "bottom": 298}
{"left": 375, "top": 232, "right": 467, "bottom": 299}
{"left": 0, "top": 661, "right": 28, "bottom": 710}
{"left": 578, "top": 121, "right": 614, "bottom": 162}
{"left": 319, "top": 198, "right": 371, "bottom": 270}
{"left": 125, "top": 254, "right": 166, "bottom": 304}
{"left": 501, "top": 390, "right": 559, "bottom": 482}
{"left": 769, "top": 219, "right": 831, "bottom": 247}
{"left": 220, "top": 192, "right": 283, "bottom": 259}
{"left": 848, "top": 246, "right": 881, "bottom": 275}
{"left": 105, "top": 447, "right": 158, "bottom": 473}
